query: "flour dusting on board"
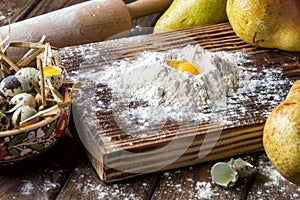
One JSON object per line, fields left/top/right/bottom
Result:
{"left": 79, "top": 45, "right": 244, "bottom": 108}
{"left": 69, "top": 44, "right": 292, "bottom": 138}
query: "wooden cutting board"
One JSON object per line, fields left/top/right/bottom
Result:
{"left": 61, "top": 22, "right": 300, "bottom": 183}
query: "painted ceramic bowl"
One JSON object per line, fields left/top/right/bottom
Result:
{"left": 0, "top": 91, "right": 71, "bottom": 165}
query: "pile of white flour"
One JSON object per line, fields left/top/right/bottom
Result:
{"left": 83, "top": 45, "right": 245, "bottom": 108}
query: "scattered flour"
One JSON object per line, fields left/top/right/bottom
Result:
{"left": 19, "top": 179, "right": 60, "bottom": 197}
{"left": 42, "top": 180, "right": 60, "bottom": 192}
{"left": 70, "top": 44, "right": 292, "bottom": 138}
{"left": 67, "top": 46, "right": 294, "bottom": 200}
{"left": 194, "top": 181, "right": 216, "bottom": 199}
{"left": 71, "top": 168, "right": 147, "bottom": 200}
{"left": 262, "top": 165, "right": 285, "bottom": 187}
{"left": 20, "top": 181, "right": 35, "bottom": 195}
{"left": 157, "top": 170, "right": 220, "bottom": 200}
{"left": 247, "top": 154, "right": 300, "bottom": 200}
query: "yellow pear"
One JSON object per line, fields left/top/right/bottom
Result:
{"left": 154, "top": 0, "right": 228, "bottom": 33}
{"left": 263, "top": 80, "right": 300, "bottom": 185}
{"left": 226, "top": 0, "right": 300, "bottom": 52}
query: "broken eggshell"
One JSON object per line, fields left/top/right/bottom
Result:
{"left": 211, "top": 158, "right": 256, "bottom": 188}
{"left": 211, "top": 162, "right": 239, "bottom": 188}
{"left": 228, "top": 158, "right": 256, "bottom": 177}
{"left": 39, "top": 65, "right": 64, "bottom": 90}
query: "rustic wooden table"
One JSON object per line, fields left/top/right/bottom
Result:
{"left": 0, "top": 1, "right": 300, "bottom": 199}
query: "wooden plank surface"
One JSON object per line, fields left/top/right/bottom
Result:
{"left": 152, "top": 154, "right": 258, "bottom": 200}
{"left": 1, "top": 0, "right": 300, "bottom": 199}
{"left": 0, "top": 1, "right": 87, "bottom": 199}
{"left": 25, "top": 0, "right": 87, "bottom": 19}
{"left": 0, "top": 0, "right": 164, "bottom": 199}
{"left": 56, "top": 160, "right": 159, "bottom": 200}
{"left": 247, "top": 154, "right": 300, "bottom": 200}
{"left": 0, "top": 129, "right": 86, "bottom": 199}
{"left": 0, "top": 0, "right": 39, "bottom": 25}
{"left": 61, "top": 21, "right": 300, "bottom": 182}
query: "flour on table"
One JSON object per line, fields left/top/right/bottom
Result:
{"left": 70, "top": 44, "right": 292, "bottom": 138}
{"left": 194, "top": 181, "right": 216, "bottom": 199}
{"left": 247, "top": 154, "right": 300, "bottom": 200}
{"left": 20, "top": 181, "right": 35, "bottom": 195}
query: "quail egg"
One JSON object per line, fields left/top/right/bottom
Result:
{"left": 12, "top": 105, "right": 38, "bottom": 128}
{"left": 0, "top": 75, "right": 33, "bottom": 97}
{"left": 0, "top": 111, "right": 10, "bottom": 131}
{"left": 15, "top": 67, "right": 39, "bottom": 85}
{"left": 39, "top": 65, "right": 64, "bottom": 89}
{"left": 8, "top": 93, "right": 37, "bottom": 113}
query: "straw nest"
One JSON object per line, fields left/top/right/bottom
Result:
{"left": 0, "top": 15, "right": 75, "bottom": 131}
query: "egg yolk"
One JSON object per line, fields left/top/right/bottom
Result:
{"left": 43, "top": 66, "right": 61, "bottom": 76}
{"left": 167, "top": 60, "right": 201, "bottom": 75}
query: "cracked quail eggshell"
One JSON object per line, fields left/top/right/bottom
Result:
{"left": 40, "top": 66, "right": 64, "bottom": 89}
{"left": 211, "top": 162, "right": 239, "bottom": 188}
{"left": 228, "top": 158, "right": 256, "bottom": 177}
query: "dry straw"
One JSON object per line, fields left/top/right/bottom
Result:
{"left": 0, "top": 16, "right": 75, "bottom": 130}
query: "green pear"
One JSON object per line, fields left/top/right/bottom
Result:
{"left": 263, "top": 80, "right": 300, "bottom": 185}
{"left": 154, "top": 0, "right": 228, "bottom": 33}
{"left": 227, "top": 0, "right": 300, "bottom": 52}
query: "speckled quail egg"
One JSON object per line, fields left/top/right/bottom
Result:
{"left": 12, "top": 105, "right": 38, "bottom": 128}
{"left": 0, "top": 75, "right": 33, "bottom": 97}
{"left": 15, "top": 67, "right": 39, "bottom": 85}
{"left": 8, "top": 93, "right": 36, "bottom": 113}
{"left": 39, "top": 65, "right": 64, "bottom": 89}
{"left": 0, "top": 111, "right": 10, "bottom": 131}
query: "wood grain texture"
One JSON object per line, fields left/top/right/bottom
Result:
{"left": 247, "top": 154, "right": 300, "bottom": 200}
{"left": 25, "top": 0, "right": 88, "bottom": 19}
{"left": 152, "top": 155, "right": 258, "bottom": 200}
{"left": 0, "top": 0, "right": 165, "bottom": 198}
{"left": 0, "top": 0, "right": 39, "bottom": 25}
{"left": 56, "top": 160, "right": 159, "bottom": 200}
{"left": 1, "top": 1, "right": 299, "bottom": 199}
{"left": 61, "top": 22, "right": 300, "bottom": 183}
{"left": 0, "top": 129, "right": 86, "bottom": 200}
{"left": 0, "top": 1, "right": 92, "bottom": 199}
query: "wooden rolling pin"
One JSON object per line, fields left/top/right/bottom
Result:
{"left": 0, "top": 0, "right": 172, "bottom": 48}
